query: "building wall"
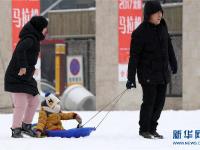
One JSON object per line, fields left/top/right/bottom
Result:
{"left": 96, "top": 0, "right": 183, "bottom": 110}
{"left": 48, "top": 9, "right": 96, "bottom": 94}
{"left": 96, "top": 0, "right": 138, "bottom": 110}
{"left": 40, "top": 39, "right": 96, "bottom": 95}
{"left": 48, "top": 9, "right": 95, "bottom": 38}
{"left": 0, "top": 0, "right": 13, "bottom": 112}
{"left": 163, "top": 4, "right": 182, "bottom": 34}
{"left": 47, "top": 2, "right": 183, "bottom": 110}
{"left": 41, "top": 0, "right": 95, "bottom": 14}
{"left": 182, "top": 0, "right": 200, "bottom": 109}
{"left": 2, "top": 0, "right": 200, "bottom": 112}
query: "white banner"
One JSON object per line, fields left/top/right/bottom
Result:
{"left": 33, "top": 57, "right": 41, "bottom": 81}
{"left": 118, "top": 64, "right": 128, "bottom": 82}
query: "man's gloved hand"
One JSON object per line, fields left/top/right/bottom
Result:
{"left": 126, "top": 80, "right": 136, "bottom": 89}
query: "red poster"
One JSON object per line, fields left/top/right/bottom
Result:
{"left": 118, "top": 0, "right": 143, "bottom": 81}
{"left": 12, "top": 0, "right": 40, "bottom": 50}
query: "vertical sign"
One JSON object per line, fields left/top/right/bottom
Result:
{"left": 67, "top": 55, "right": 83, "bottom": 86}
{"left": 118, "top": 0, "right": 142, "bottom": 81}
{"left": 12, "top": 0, "right": 40, "bottom": 49}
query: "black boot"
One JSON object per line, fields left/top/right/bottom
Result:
{"left": 21, "top": 122, "right": 36, "bottom": 137}
{"left": 11, "top": 128, "right": 23, "bottom": 138}
{"left": 150, "top": 131, "right": 164, "bottom": 139}
{"left": 139, "top": 131, "right": 154, "bottom": 139}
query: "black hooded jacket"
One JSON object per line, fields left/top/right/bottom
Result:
{"left": 127, "top": 2, "right": 177, "bottom": 85}
{"left": 4, "top": 22, "right": 45, "bottom": 96}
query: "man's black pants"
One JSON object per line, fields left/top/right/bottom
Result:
{"left": 139, "top": 84, "right": 167, "bottom": 133}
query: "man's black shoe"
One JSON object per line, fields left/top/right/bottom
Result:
{"left": 150, "top": 131, "right": 164, "bottom": 139}
{"left": 139, "top": 131, "right": 154, "bottom": 139}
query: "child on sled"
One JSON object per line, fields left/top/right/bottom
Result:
{"left": 35, "top": 93, "right": 82, "bottom": 137}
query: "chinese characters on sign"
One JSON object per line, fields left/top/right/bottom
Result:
{"left": 118, "top": 0, "right": 143, "bottom": 81}
{"left": 12, "top": 0, "right": 40, "bottom": 49}
{"left": 13, "top": 8, "right": 39, "bottom": 28}
{"left": 173, "top": 130, "right": 200, "bottom": 139}
{"left": 119, "top": 16, "right": 142, "bottom": 34}
{"left": 118, "top": 0, "right": 142, "bottom": 9}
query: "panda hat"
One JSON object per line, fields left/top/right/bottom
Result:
{"left": 41, "top": 93, "right": 61, "bottom": 113}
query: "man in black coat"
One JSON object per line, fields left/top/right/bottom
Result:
{"left": 4, "top": 16, "right": 48, "bottom": 138}
{"left": 126, "top": 1, "right": 177, "bottom": 139}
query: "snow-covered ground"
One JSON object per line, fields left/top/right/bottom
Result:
{"left": 0, "top": 110, "right": 200, "bottom": 150}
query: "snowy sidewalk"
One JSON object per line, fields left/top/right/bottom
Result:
{"left": 0, "top": 110, "right": 200, "bottom": 150}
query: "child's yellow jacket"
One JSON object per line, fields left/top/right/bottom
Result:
{"left": 36, "top": 110, "right": 77, "bottom": 132}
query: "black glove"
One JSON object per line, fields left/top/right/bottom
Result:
{"left": 126, "top": 80, "right": 136, "bottom": 89}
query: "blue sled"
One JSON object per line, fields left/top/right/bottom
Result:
{"left": 32, "top": 124, "right": 95, "bottom": 138}
{"left": 46, "top": 127, "right": 96, "bottom": 138}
